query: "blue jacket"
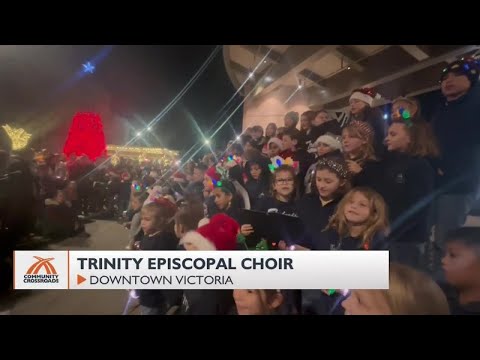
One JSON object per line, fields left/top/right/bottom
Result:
{"left": 431, "top": 84, "right": 480, "bottom": 194}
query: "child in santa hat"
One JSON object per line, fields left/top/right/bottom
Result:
{"left": 177, "top": 214, "right": 238, "bottom": 315}
{"left": 348, "top": 88, "right": 386, "bottom": 156}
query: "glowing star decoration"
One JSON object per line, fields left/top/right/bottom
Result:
{"left": 2, "top": 124, "right": 32, "bottom": 150}
{"left": 82, "top": 62, "right": 95, "bottom": 74}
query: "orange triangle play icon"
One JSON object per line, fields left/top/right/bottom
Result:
{"left": 77, "top": 274, "right": 86, "bottom": 285}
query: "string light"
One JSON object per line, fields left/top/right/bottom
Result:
{"left": 106, "top": 145, "right": 179, "bottom": 170}
{"left": 2, "top": 124, "right": 32, "bottom": 150}
{"left": 106, "top": 145, "right": 178, "bottom": 156}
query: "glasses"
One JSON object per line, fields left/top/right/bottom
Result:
{"left": 275, "top": 178, "right": 294, "bottom": 184}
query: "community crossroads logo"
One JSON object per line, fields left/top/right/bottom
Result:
{"left": 24, "top": 256, "right": 58, "bottom": 283}
{"left": 14, "top": 251, "right": 69, "bottom": 289}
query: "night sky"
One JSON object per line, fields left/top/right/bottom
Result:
{"left": 0, "top": 45, "right": 243, "bottom": 153}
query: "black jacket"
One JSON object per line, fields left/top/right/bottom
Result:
{"left": 138, "top": 231, "right": 181, "bottom": 309}
{"left": 207, "top": 196, "right": 242, "bottom": 223}
{"left": 351, "top": 159, "right": 385, "bottom": 193}
{"left": 244, "top": 156, "right": 271, "bottom": 208}
{"left": 310, "top": 120, "right": 343, "bottom": 141}
{"left": 254, "top": 196, "right": 298, "bottom": 217}
{"left": 312, "top": 228, "right": 388, "bottom": 250}
{"left": 180, "top": 289, "right": 234, "bottom": 315}
{"left": 431, "top": 84, "right": 480, "bottom": 194}
{"left": 245, "top": 179, "right": 269, "bottom": 209}
{"left": 381, "top": 152, "right": 434, "bottom": 244}
{"left": 440, "top": 283, "right": 480, "bottom": 315}
{"left": 296, "top": 195, "right": 340, "bottom": 249}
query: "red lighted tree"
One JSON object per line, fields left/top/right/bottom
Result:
{"left": 63, "top": 112, "right": 106, "bottom": 161}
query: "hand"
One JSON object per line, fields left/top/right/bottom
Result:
{"left": 240, "top": 224, "right": 254, "bottom": 236}
{"left": 133, "top": 241, "right": 141, "bottom": 250}
{"left": 346, "top": 160, "right": 362, "bottom": 174}
{"left": 438, "top": 168, "right": 444, "bottom": 176}
{"left": 278, "top": 240, "right": 287, "bottom": 250}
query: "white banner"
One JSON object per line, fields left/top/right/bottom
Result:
{"left": 14, "top": 250, "right": 389, "bottom": 290}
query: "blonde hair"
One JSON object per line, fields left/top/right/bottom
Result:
{"left": 326, "top": 187, "right": 388, "bottom": 247}
{"left": 342, "top": 126, "right": 377, "bottom": 165}
{"left": 379, "top": 263, "right": 450, "bottom": 315}
{"left": 391, "top": 120, "right": 440, "bottom": 158}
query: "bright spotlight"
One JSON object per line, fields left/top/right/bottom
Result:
{"left": 147, "top": 127, "right": 151, "bottom": 131}
{"left": 136, "top": 132, "right": 142, "bottom": 137}
{"left": 383, "top": 113, "right": 388, "bottom": 120}
{"left": 236, "top": 136, "right": 241, "bottom": 141}
{"left": 205, "top": 139, "right": 210, "bottom": 145}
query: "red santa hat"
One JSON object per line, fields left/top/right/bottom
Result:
{"left": 180, "top": 214, "right": 239, "bottom": 251}
{"left": 349, "top": 88, "right": 381, "bottom": 107}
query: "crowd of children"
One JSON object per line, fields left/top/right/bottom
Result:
{"left": 117, "top": 58, "right": 480, "bottom": 315}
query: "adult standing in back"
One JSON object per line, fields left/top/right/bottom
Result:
{"left": 431, "top": 57, "right": 480, "bottom": 273}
